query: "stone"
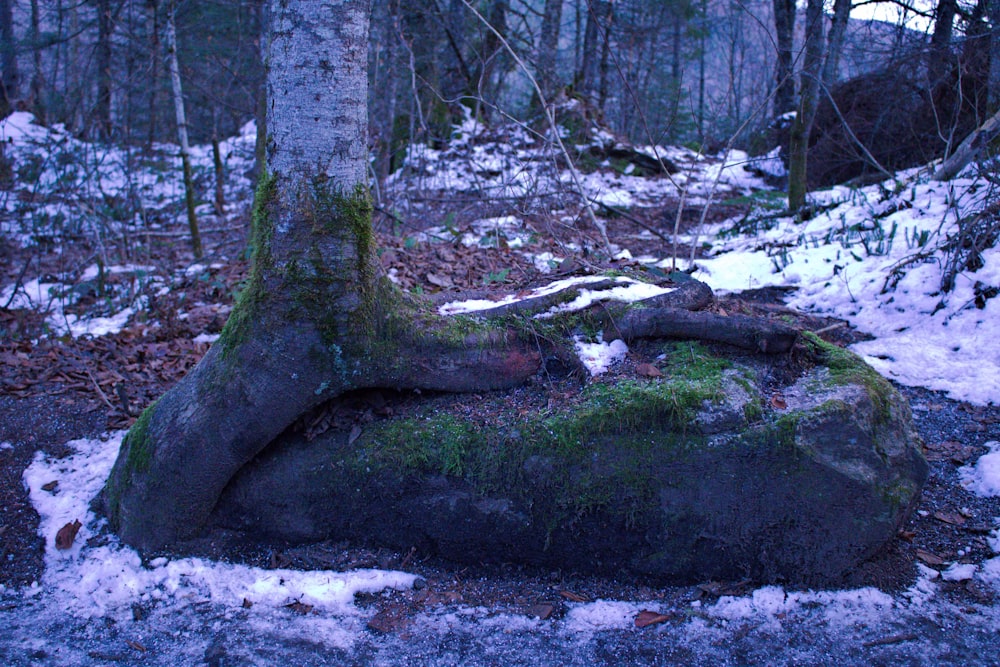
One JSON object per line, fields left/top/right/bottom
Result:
{"left": 207, "top": 339, "right": 926, "bottom": 585}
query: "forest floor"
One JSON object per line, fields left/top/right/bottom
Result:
{"left": 2, "top": 197, "right": 1000, "bottom": 665}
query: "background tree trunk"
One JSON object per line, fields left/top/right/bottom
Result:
{"left": 0, "top": 0, "right": 19, "bottom": 117}
{"left": 787, "top": 0, "right": 824, "bottom": 211}
{"left": 165, "top": 6, "right": 202, "bottom": 259}
{"left": 537, "top": 0, "right": 563, "bottom": 99}
{"left": 772, "top": 0, "right": 795, "bottom": 119}
{"left": 989, "top": 0, "right": 1000, "bottom": 111}
{"left": 821, "top": 0, "right": 852, "bottom": 86}
{"left": 95, "top": 0, "right": 114, "bottom": 138}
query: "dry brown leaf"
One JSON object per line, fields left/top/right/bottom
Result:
{"left": 933, "top": 511, "right": 966, "bottom": 526}
{"left": 770, "top": 394, "right": 787, "bottom": 409}
{"left": 41, "top": 480, "right": 58, "bottom": 492}
{"left": 55, "top": 519, "right": 82, "bottom": 550}
{"left": 426, "top": 273, "right": 453, "bottom": 288}
{"left": 348, "top": 424, "right": 363, "bottom": 445}
{"left": 635, "top": 610, "right": 673, "bottom": 628}
{"left": 559, "top": 590, "right": 589, "bottom": 603}
{"left": 368, "top": 604, "right": 411, "bottom": 633}
{"left": 916, "top": 549, "right": 946, "bottom": 567}
{"left": 242, "top": 598, "right": 253, "bottom": 609}
{"left": 125, "top": 640, "right": 147, "bottom": 652}
{"left": 285, "top": 601, "right": 314, "bottom": 615}
{"left": 636, "top": 363, "right": 662, "bottom": 378}
{"left": 526, "top": 603, "right": 556, "bottom": 620}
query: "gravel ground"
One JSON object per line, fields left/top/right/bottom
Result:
{"left": 1, "top": 367, "right": 998, "bottom": 665}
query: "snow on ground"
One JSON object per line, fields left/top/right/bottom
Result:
{"left": 4, "top": 432, "right": 1000, "bottom": 664}
{"left": 0, "top": 113, "right": 256, "bottom": 339}
{"left": 4, "top": 106, "right": 1000, "bottom": 662}
{"left": 686, "top": 166, "right": 1000, "bottom": 405}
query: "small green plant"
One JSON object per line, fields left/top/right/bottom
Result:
{"left": 483, "top": 268, "right": 511, "bottom": 285}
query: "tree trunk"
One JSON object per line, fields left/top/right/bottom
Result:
{"left": 29, "top": 0, "right": 45, "bottom": 123}
{"left": 989, "top": 0, "right": 1000, "bottom": 112}
{"left": 772, "top": 0, "right": 795, "bottom": 119}
{"left": 597, "top": 1, "right": 613, "bottom": 110}
{"left": 95, "top": 0, "right": 114, "bottom": 138}
{"left": 930, "top": 0, "right": 957, "bottom": 86}
{"left": 933, "top": 105, "right": 1000, "bottom": 180}
{"left": 787, "top": 0, "right": 824, "bottom": 211}
{"left": 147, "top": 0, "right": 160, "bottom": 150}
{"left": 0, "top": 0, "right": 19, "bottom": 117}
{"left": 165, "top": 6, "right": 202, "bottom": 259}
{"left": 102, "top": 0, "right": 800, "bottom": 552}
{"left": 578, "top": 0, "right": 604, "bottom": 104}
{"left": 537, "top": 0, "right": 563, "bottom": 99}
{"left": 821, "top": 0, "right": 851, "bottom": 86}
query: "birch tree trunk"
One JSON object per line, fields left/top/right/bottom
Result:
{"left": 102, "top": 0, "right": 793, "bottom": 552}
{"left": 165, "top": 7, "right": 203, "bottom": 259}
{"left": 102, "top": 0, "right": 539, "bottom": 550}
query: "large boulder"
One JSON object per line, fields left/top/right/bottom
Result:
{"left": 209, "top": 334, "right": 925, "bottom": 585}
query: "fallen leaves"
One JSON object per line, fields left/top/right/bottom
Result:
{"left": 916, "top": 549, "right": 946, "bottom": 567}
{"left": 770, "top": 393, "right": 787, "bottom": 410}
{"left": 635, "top": 362, "right": 662, "bottom": 378}
{"left": 367, "top": 604, "right": 411, "bottom": 633}
{"left": 54, "top": 519, "right": 82, "bottom": 550}
{"left": 634, "top": 610, "right": 673, "bottom": 628}
{"left": 526, "top": 603, "right": 556, "bottom": 620}
{"left": 924, "top": 440, "right": 980, "bottom": 464}
{"left": 284, "top": 601, "right": 314, "bottom": 615}
{"left": 862, "top": 632, "right": 918, "bottom": 648}
{"left": 933, "top": 510, "right": 967, "bottom": 526}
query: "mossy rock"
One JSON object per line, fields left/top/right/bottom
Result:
{"left": 208, "top": 343, "right": 926, "bottom": 585}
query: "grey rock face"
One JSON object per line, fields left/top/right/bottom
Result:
{"left": 209, "top": 343, "right": 926, "bottom": 585}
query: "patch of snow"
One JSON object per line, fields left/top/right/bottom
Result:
{"left": 960, "top": 441, "right": 1000, "bottom": 496}
{"left": 23, "top": 434, "right": 419, "bottom": 625}
{"left": 942, "top": 563, "right": 978, "bottom": 582}
{"left": 193, "top": 333, "right": 221, "bottom": 344}
{"left": 574, "top": 335, "right": 628, "bottom": 376}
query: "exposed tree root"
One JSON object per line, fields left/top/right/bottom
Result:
{"left": 102, "top": 274, "right": 797, "bottom": 551}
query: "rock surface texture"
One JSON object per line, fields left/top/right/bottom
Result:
{"left": 210, "top": 336, "right": 926, "bottom": 585}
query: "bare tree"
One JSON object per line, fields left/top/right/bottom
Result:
{"left": 772, "top": 0, "right": 794, "bottom": 118}
{"left": 165, "top": 2, "right": 202, "bottom": 258}
{"left": 0, "top": 0, "right": 19, "bottom": 117}
{"left": 537, "top": 0, "right": 563, "bottom": 99}
{"left": 101, "top": 0, "right": 795, "bottom": 551}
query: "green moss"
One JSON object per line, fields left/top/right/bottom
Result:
{"left": 217, "top": 173, "right": 277, "bottom": 358}
{"left": 103, "top": 398, "right": 161, "bottom": 528}
{"left": 352, "top": 346, "right": 736, "bottom": 534}
{"left": 801, "top": 331, "right": 894, "bottom": 423}
{"left": 124, "top": 400, "right": 158, "bottom": 474}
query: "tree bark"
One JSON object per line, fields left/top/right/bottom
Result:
{"left": 147, "top": 0, "right": 161, "bottom": 150}
{"left": 989, "top": 0, "right": 1000, "bottom": 112}
{"left": 772, "top": 0, "right": 795, "bottom": 119}
{"left": 165, "top": 6, "right": 202, "bottom": 259}
{"left": 95, "top": 0, "right": 114, "bottom": 138}
{"left": 102, "top": 0, "right": 802, "bottom": 552}
{"left": 0, "top": 0, "right": 19, "bottom": 117}
{"left": 930, "top": 0, "right": 957, "bottom": 87}
{"left": 787, "top": 0, "right": 824, "bottom": 211}
{"left": 932, "top": 105, "right": 1000, "bottom": 180}
{"left": 537, "top": 0, "right": 563, "bottom": 99}
{"left": 821, "top": 0, "right": 851, "bottom": 86}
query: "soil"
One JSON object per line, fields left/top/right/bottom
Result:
{"left": 1, "top": 196, "right": 999, "bottom": 624}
